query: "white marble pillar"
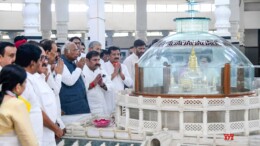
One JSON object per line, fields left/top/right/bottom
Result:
{"left": 87, "top": 0, "right": 106, "bottom": 49}
{"left": 55, "top": 0, "right": 69, "bottom": 44}
{"left": 214, "top": 0, "right": 231, "bottom": 39}
{"left": 239, "top": 0, "right": 245, "bottom": 46}
{"left": 40, "top": 0, "right": 52, "bottom": 40}
{"left": 135, "top": 0, "right": 147, "bottom": 42}
{"left": 229, "top": 0, "right": 240, "bottom": 46}
{"left": 23, "top": 0, "right": 42, "bottom": 40}
{"left": 106, "top": 30, "right": 114, "bottom": 47}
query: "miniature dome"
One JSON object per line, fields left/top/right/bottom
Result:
{"left": 135, "top": 23, "right": 254, "bottom": 97}
{"left": 134, "top": 1, "right": 254, "bottom": 97}
{"left": 139, "top": 32, "right": 253, "bottom": 68}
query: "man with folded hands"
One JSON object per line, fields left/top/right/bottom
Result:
{"left": 104, "top": 46, "right": 132, "bottom": 114}
{"left": 83, "top": 51, "right": 113, "bottom": 115}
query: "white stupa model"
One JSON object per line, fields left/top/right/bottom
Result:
{"left": 63, "top": 1, "right": 260, "bottom": 146}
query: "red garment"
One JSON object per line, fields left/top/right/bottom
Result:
{"left": 15, "top": 39, "right": 27, "bottom": 48}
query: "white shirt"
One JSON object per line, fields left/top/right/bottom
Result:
{"left": 100, "top": 59, "right": 105, "bottom": 69}
{"left": 123, "top": 53, "right": 138, "bottom": 83}
{"left": 104, "top": 61, "right": 133, "bottom": 113}
{"left": 33, "top": 73, "right": 57, "bottom": 145}
{"left": 62, "top": 64, "right": 83, "bottom": 86}
{"left": 104, "top": 61, "right": 133, "bottom": 90}
{"left": 0, "top": 65, "right": 2, "bottom": 71}
{"left": 46, "top": 64, "right": 65, "bottom": 129}
{"left": 77, "top": 52, "right": 86, "bottom": 61}
{"left": 21, "top": 72, "right": 43, "bottom": 146}
{"left": 83, "top": 66, "right": 113, "bottom": 115}
{"left": 47, "top": 65, "right": 62, "bottom": 96}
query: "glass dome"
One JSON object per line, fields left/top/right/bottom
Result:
{"left": 135, "top": 32, "right": 254, "bottom": 97}
{"left": 134, "top": 1, "right": 254, "bottom": 97}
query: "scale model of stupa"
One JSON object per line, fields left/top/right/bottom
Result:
{"left": 115, "top": 0, "right": 260, "bottom": 145}
{"left": 64, "top": 1, "right": 260, "bottom": 146}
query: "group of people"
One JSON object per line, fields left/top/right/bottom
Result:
{"left": 0, "top": 36, "right": 147, "bottom": 146}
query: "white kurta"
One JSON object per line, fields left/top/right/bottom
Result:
{"left": 62, "top": 64, "right": 83, "bottom": 86}
{"left": 100, "top": 59, "right": 106, "bottom": 70}
{"left": 104, "top": 61, "right": 133, "bottom": 113}
{"left": 21, "top": 72, "right": 43, "bottom": 146}
{"left": 46, "top": 64, "right": 65, "bottom": 129}
{"left": 33, "top": 73, "right": 58, "bottom": 146}
{"left": 104, "top": 61, "right": 133, "bottom": 90}
{"left": 77, "top": 52, "right": 86, "bottom": 61}
{"left": 123, "top": 53, "right": 138, "bottom": 83}
{"left": 83, "top": 66, "right": 113, "bottom": 115}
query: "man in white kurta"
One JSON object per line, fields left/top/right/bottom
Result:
{"left": 31, "top": 45, "right": 63, "bottom": 146}
{"left": 15, "top": 44, "right": 43, "bottom": 146}
{"left": 123, "top": 39, "right": 146, "bottom": 83}
{"left": 22, "top": 73, "right": 43, "bottom": 145}
{"left": 46, "top": 62, "right": 65, "bottom": 129}
{"left": 104, "top": 46, "right": 133, "bottom": 113}
{"left": 33, "top": 72, "right": 58, "bottom": 146}
{"left": 41, "top": 39, "right": 65, "bottom": 129}
{"left": 83, "top": 51, "right": 113, "bottom": 115}
{"left": 123, "top": 52, "right": 138, "bottom": 82}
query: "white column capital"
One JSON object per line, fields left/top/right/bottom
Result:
{"left": 55, "top": 0, "right": 69, "bottom": 44}
{"left": 41, "top": 30, "right": 52, "bottom": 40}
{"left": 56, "top": 22, "right": 68, "bottom": 43}
{"left": 23, "top": 0, "right": 42, "bottom": 38}
{"left": 214, "top": 0, "right": 231, "bottom": 38}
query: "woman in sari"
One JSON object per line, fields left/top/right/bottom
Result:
{"left": 0, "top": 64, "right": 38, "bottom": 146}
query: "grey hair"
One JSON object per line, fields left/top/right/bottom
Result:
{"left": 61, "top": 41, "right": 75, "bottom": 54}
{"left": 88, "top": 41, "right": 101, "bottom": 49}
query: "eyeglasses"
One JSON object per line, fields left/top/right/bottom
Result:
{"left": 40, "top": 55, "right": 49, "bottom": 62}
{"left": 74, "top": 42, "right": 81, "bottom": 45}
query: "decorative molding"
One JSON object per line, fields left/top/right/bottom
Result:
{"left": 214, "top": 0, "right": 231, "bottom": 37}
{"left": 23, "top": 2, "right": 41, "bottom": 37}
